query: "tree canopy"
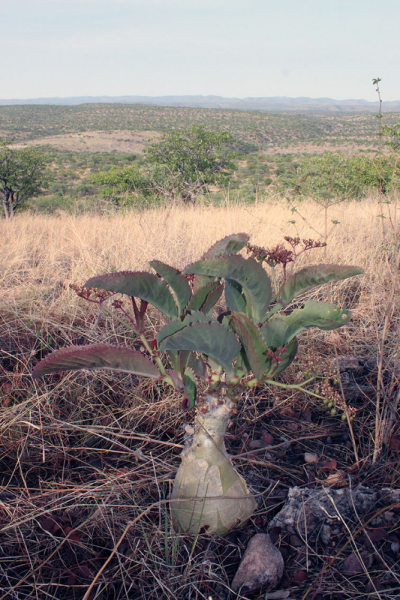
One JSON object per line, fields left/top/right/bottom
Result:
{"left": 0, "top": 142, "right": 51, "bottom": 219}
{"left": 144, "top": 125, "right": 236, "bottom": 204}
{"left": 89, "top": 165, "right": 150, "bottom": 208}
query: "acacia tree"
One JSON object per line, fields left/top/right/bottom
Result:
{"left": 145, "top": 125, "right": 236, "bottom": 204}
{"left": 0, "top": 142, "right": 51, "bottom": 219}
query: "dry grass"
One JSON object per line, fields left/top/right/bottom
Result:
{"left": 1, "top": 198, "right": 399, "bottom": 599}
{"left": 10, "top": 130, "right": 161, "bottom": 154}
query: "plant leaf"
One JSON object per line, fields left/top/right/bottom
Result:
{"left": 85, "top": 271, "right": 178, "bottom": 319}
{"left": 228, "top": 312, "right": 268, "bottom": 379}
{"left": 32, "top": 343, "right": 160, "bottom": 379}
{"left": 150, "top": 260, "right": 192, "bottom": 314}
{"left": 159, "top": 322, "right": 240, "bottom": 377}
{"left": 261, "top": 318, "right": 290, "bottom": 349}
{"left": 167, "top": 350, "right": 180, "bottom": 372}
{"left": 193, "top": 233, "right": 250, "bottom": 292}
{"left": 156, "top": 311, "right": 212, "bottom": 345}
{"left": 225, "top": 278, "right": 247, "bottom": 313}
{"left": 186, "top": 281, "right": 222, "bottom": 312}
{"left": 183, "top": 368, "right": 197, "bottom": 411}
{"left": 265, "top": 300, "right": 352, "bottom": 346}
{"left": 202, "top": 232, "right": 250, "bottom": 259}
{"left": 281, "top": 264, "right": 364, "bottom": 305}
{"left": 179, "top": 350, "right": 191, "bottom": 377}
{"left": 185, "top": 255, "right": 272, "bottom": 322}
{"left": 200, "top": 283, "right": 223, "bottom": 314}
{"left": 187, "top": 353, "right": 207, "bottom": 379}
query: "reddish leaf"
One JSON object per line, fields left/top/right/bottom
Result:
{"left": 319, "top": 459, "right": 337, "bottom": 472}
{"left": 249, "top": 439, "right": 270, "bottom": 449}
{"left": 287, "top": 422, "right": 299, "bottom": 432}
{"left": 52, "top": 523, "right": 63, "bottom": 536}
{"left": 341, "top": 551, "right": 372, "bottom": 575}
{"left": 77, "top": 565, "right": 94, "bottom": 580}
{"left": 365, "top": 528, "right": 388, "bottom": 545}
{"left": 293, "top": 570, "right": 308, "bottom": 583}
{"left": 280, "top": 407, "right": 295, "bottom": 418}
{"left": 302, "top": 409, "right": 312, "bottom": 422}
{"left": 390, "top": 436, "right": 400, "bottom": 451}
{"left": 66, "top": 574, "right": 77, "bottom": 586}
{"left": 261, "top": 432, "right": 274, "bottom": 445}
{"left": 40, "top": 517, "right": 57, "bottom": 533}
{"left": 366, "top": 578, "right": 385, "bottom": 593}
{"left": 269, "top": 526, "right": 281, "bottom": 543}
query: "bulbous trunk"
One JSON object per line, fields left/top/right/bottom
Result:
{"left": 170, "top": 393, "right": 256, "bottom": 535}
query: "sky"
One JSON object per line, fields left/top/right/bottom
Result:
{"left": 2, "top": 0, "right": 399, "bottom": 101}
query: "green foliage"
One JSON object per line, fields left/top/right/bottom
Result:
{"left": 33, "top": 233, "right": 363, "bottom": 411}
{"left": 279, "top": 152, "right": 400, "bottom": 200}
{"left": 281, "top": 264, "right": 364, "bottom": 305}
{"left": 89, "top": 165, "right": 151, "bottom": 207}
{"left": 0, "top": 141, "right": 51, "bottom": 218}
{"left": 382, "top": 122, "right": 400, "bottom": 152}
{"left": 145, "top": 125, "right": 236, "bottom": 204}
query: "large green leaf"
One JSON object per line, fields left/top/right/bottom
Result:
{"left": 261, "top": 318, "right": 289, "bottom": 350}
{"left": 202, "top": 233, "right": 250, "bottom": 259}
{"left": 150, "top": 260, "right": 192, "bottom": 314}
{"left": 32, "top": 343, "right": 160, "bottom": 379}
{"left": 193, "top": 233, "right": 249, "bottom": 292}
{"left": 85, "top": 271, "right": 178, "bottom": 319}
{"left": 225, "top": 279, "right": 247, "bottom": 313}
{"left": 156, "top": 311, "right": 212, "bottom": 345}
{"left": 262, "top": 300, "right": 352, "bottom": 347}
{"left": 228, "top": 312, "right": 268, "bottom": 379}
{"left": 280, "top": 264, "right": 364, "bottom": 305}
{"left": 159, "top": 322, "right": 240, "bottom": 377}
{"left": 185, "top": 255, "right": 272, "bottom": 322}
{"left": 186, "top": 281, "right": 222, "bottom": 312}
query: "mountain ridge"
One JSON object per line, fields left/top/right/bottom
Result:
{"left": 1, "top": 95, "right": 400, "bottom": 112}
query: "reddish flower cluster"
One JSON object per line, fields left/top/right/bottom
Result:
{"left": 69, "top": 284, "right": 115, "bottom": 304}
{"left": 247, "top": 237, "right": 327, "bottom": 268}
{"left": 284, "top": 236, "right": 327, "bottom": 252}
{"left": 266, "top": 346, "right": 288, "bottom": 376}
{"left": 184, "top": 273, "right": 196, "bottom": 288}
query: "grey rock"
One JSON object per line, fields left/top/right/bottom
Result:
{"left": 268, "top": 485, "right": 379, "bottom": 542}
{"left": 231, "top": 533, "right": 284, "bottom": 593}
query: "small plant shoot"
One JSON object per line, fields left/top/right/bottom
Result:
{"left": 32, "top": 233, "right": 363, "bottom": 535}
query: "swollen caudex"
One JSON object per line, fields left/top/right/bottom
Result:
{"left": 170, "top": 394, "right": 257, "bottom": 535}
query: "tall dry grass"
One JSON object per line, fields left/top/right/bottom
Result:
{"left": 0, "top": 198, "right": 389, "bottom": 309}
{"left": 1, "top": 198, "right": 396, "bottom": 358}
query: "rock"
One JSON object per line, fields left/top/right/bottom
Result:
{"left": 231, "top": 533, "right": 284, "bottom": 593}
{"left": 268, "top": 486, "right": 379, "bottom": 542}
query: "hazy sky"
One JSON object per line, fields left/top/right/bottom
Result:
{"left": 2, "top": 0, "right": 399, "bottom": 101}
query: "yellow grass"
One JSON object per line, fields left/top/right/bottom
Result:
{"left": 0, "top": 198, "right": 394, "bottom": 342}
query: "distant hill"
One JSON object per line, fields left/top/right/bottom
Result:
{"left": 1, "top": 94, "right": 400, "bottom": 112}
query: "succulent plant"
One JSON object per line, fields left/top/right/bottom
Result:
{"left": 32, "top": 233, "right": 363, "bottom": 535}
